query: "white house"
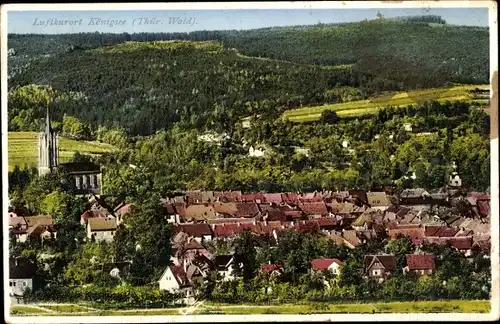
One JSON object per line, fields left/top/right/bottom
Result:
{"left": 87, "top": 217, "right": 117, "bottom": 243}
{"left": 403, "top": 123, "right": 413, "bottom": 132}
{"left": 249, "top": 146, "right": 266, "bottom": 157}
{"left": 213, "top": 255, "right": 236, "bottom": 281}
{"left": 9, "top": 258, "right": 37, "bottom": 297}
{"left": 311, "top": 258, "right": 342, "bottom": 276}
{"left": 158, "top": 264, "right": 195, "bottom": 304}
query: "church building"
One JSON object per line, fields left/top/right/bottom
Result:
{"left": 38, "top": 107, "right": 103, "bottom": 196}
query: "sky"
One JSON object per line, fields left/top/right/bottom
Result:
{"left": 7, "top": 8, "right": 489, "bottom": 34}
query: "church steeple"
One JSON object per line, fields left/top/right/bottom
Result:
{"left": 38, "top": 106, "right": 59, "bottom": 176}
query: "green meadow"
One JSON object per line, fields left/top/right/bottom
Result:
{"left": 282, "top": 84, "right": 490, "bottom": 122}
{"left": 8, "top": 132, "right": 116, "bottom": 171}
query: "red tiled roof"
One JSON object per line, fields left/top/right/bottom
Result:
{"left": 164, "top": 203, "right": 176, "bottom": 215}
{"left": 80, "top": 210, "right": 107, "bottom": 221}
{"left": 172, "top": 224, "right": 213, "bottom": 237}
{"left": 424, "top": 226, "right": 458, "bottom": 237}
{"left": 174, "top": 203, "right": 186, "bottom": 217}
{"left": 114, "top": 203, "right": 133, "bottom": 216}
{"left": 406, "top": 254, "right": 436, "bottom": 270}
{"left": 449, "top": 237, "right": 473, "bottom": 250}
{"left": 311, "top": 217, "right": 338, "bottom": 228}
{"left": 282, "top": 193, "right": 299, "bottom": 203}
{"left": 263, "top": 193, "right": 283, "bottom": 204}
{"left": 298, "top": 202, "right": 328, "bottom": 216}
{"left": 241, "top": 193, "right": 265, "bottom": 202}
{"left": 477, "top": 200, "right": 490, "bottom": 217}
{"left": 388, "top": 225, "right": 425, "bottom": 240}
{"left": 311, "top": 258, "right": 342, "bottom": 271}
{"left": 213, "top": 223, "right": 259, "bottom": 237}
{"left": 235, "top": 203, "right": 260, "bottom": 218}
{"left": 261, "top": 264, "right": 283, "bottom": 273}
{"left": 467, "top": 192, "right": 490, "bottom": 201}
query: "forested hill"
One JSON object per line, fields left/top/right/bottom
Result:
{"left": 9, "top": 19, "right": 489, "bottom": 87}
{"left": 9, "top": 40, "right": 392, "bottom": 136}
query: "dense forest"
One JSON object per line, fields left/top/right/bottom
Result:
{"left": 8, "top": 41, "right": 398, "bottom": 135}
{"left": 9, "top": 18, "right": 489, "bottom": 85}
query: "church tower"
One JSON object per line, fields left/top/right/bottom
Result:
{"left": 38, "top": 106, "right": 59, "bottom": 176}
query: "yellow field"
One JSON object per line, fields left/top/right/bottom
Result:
{"left": 282, "top": 84, "right": 490, "bottom": 122}
{"left": 8, "top": 132, "right": 116, "bottom": 171}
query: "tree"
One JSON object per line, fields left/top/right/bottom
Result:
{"left": 320, "top": 109, "right": 340, "bottom": 124}
{"left": 338, "top": 258, "right": 363, "bottom": 287}
{"left": 62, "top": 115, "right": 92, "bottom": 140}
{"left": 232, "top": 230, "right": 258, "bottom": 281}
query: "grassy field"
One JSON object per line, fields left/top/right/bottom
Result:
{"left": 8, "top": 132, "right": 116, "bottom": 171}
{"left": 10, "top": 300, "right": 490, "bottom": 316}
{"left": 198, "top": 300, "right": 490, "bottom": 314}
{"left": 282, "top": 84, "right": 490, "bottom": 123}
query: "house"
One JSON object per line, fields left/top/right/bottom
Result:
{"left": 261, "top": 264, "right": 283, "bottom": 277}
{"left": 213, "top": 255, "right": 236, "bottom": 281}
{"left": 87, "top": 217, "right": 117, "bottom": 242}
{"left": 366, "top": 192, "right": 391, "bottom": 211}
{"left": 80, "top": 210, "right": 109, "bottom": 226}
{"left": 263, "top": 193, "right": 283, "bottom": 204}
{"left": 9, "top": 216, "right": 27, "bottom": 230}
{"left": 172, "top": 223, "right": 213, "bottom": 243}
{"left": 234, "top": 202, "right": 261, "bottom": 218}
{"left": 403, "top": 253, "right": 436, "bottom": 276}
{"left": 9, "top": 258, "right": 37, "bottom": 297}
{"left": 399, "top": 189, "right": 430, "bottom": 205}
{"left": 388, "top": 224, "right": 425, "bottom": 240}
{"left": 26, "top": 224, "right": 57, "bottom": 241}
{"left": 311, "top": 258, "right": 342, "bottom": 276}
{"left": 248, "top": 146, "right": 266, "bottom": 157}
{"left": 363, "top": 254, "right": 397, "bottom": 282}
{"left": 158, "top": 264, "right": 195, "bottom": 304}
{"left": 113, "top": 202, "right": 133, "bottom": 224}
{"left": 24, "top": 215, "right": 54, "bottom": 228}
{"left": 298, "top": 202, "right": 328, "bottom": 217}
{"left": 183, "top": 204, "right": 217, "bottom": 221}
{"left": 351, "top": 212, "right": 374, "bottom": 231}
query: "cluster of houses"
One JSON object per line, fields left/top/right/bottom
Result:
{"left": 8, "top": 188, "right": 491, "bottom": 303}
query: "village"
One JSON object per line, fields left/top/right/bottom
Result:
{"left": 9, "top": 175, "right": 491, "bottom": 305}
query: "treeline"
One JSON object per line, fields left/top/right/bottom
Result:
{"left": 391, "top": 15, "right": 446, "bottom": 24}
{"left": 8, "top": 41, "right": 397, "bottom": 136}
{"left": 9, "top": 18, "right": 489, "bottom": 88}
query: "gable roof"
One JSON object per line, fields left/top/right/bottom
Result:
{"left": 366, "top": 192, "right": 390, "bottom": 206}
{"left": 213, "top": 255, "right": 234, "bottom": 270}
{"left": 263, "top": 193, "right": 283, "bottom": 204}
{"left": 24, "top": 215, "right": 53, "bottom": 227}
{"left": 298, "top": 202, "right": 328, "bottom": 216}
{"left": 261, "top": 264, "right": 283, "bottom": 273}
{"left": 184, "top": 204, "right": 217, "bottom": 221}
{"left": 234, "top": 203, "right": 260, "bottom": 218}
{"left": 169, "top": 265, "right": 191, "bottom": 288}
{"left": 424, "top": 225, "right": 459, "bottom": 237}
{"left": 388, "top": 225, "right": 425, "bottom": 240}
{"left": 9, "top": 216, "right": 27, "bottom": 228}
{"left": 172, "top": 223, "right": 213, "bottom": 237}
{"left": 80, "top": 210, "right": 108, "bottom": 222}
{"left": 311, "top": 258, "right": 342, "bottom": 271}
{"left": 241, "top": 193, "right": 265, "bottom": 202}
{"left": 9, "top": 258, "right": 37, "bottom": 279}
{"left": 87, "top": 217, "right": 117, "bottom": 231}
{"left": 364, "top": 254, "right": 397, "bottom": 271}
{"left": 405, "top": 254, "right": 436, "bottom": 270}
